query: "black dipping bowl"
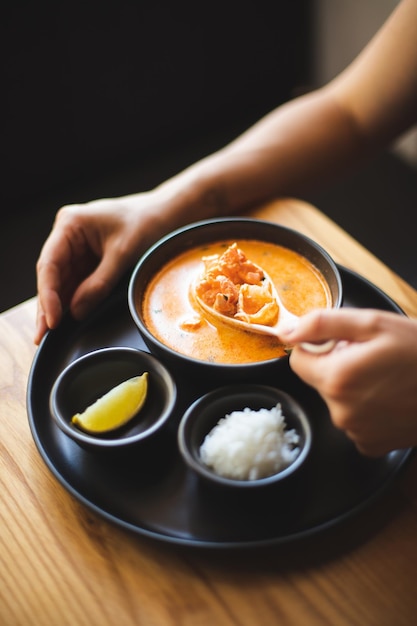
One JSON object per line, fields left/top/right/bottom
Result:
{"left": 177, "top": 384, "right": 312, "bottom": 492}
{"left": 128, "top": 218, "right": 342, "bottom": 383}
{"left": 50, "top": 347, "right": 177, "bottom": 452}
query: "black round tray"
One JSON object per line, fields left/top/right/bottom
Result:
{"left": 27, "top": 267, "right": 412, "bottom": 549}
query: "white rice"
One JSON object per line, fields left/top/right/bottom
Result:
{"left": 199, "top": 403, "right": 300, "bottom": 481}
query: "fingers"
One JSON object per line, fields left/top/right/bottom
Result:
{"left": 34, "top": 302, "right": 48, "bottom": 345}
{"left": 35, "top": 256, "right": 116, "bottom": 342}
{"left": 69, "top": 261, "right": 124, "bottom": 320}
{"left": 35, "top": 232, "right": 69, "bottom": 343}
{"left": 34, "top": 283, "right": 65, "bottom": 344}
{"left": 34, "top": 204, "right": 104, "bottom": 340}
{"left": 68, "top": 235, "right": 137, "bottom": 319}
{"left": 36, "top": 259, "right": 64, "bottom": 323}
{"left": 279, "top": 307, "right": 386, "bottom": 346}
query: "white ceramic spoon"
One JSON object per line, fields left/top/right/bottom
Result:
{"left": 192, "top": 269, "right": 335, "bottom": 355}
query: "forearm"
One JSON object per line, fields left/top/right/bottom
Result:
{"left": 155, "top": 88, "right": 373, "bottom": 224}
{"left": 217, "top": 88, "right": 372, "bottom": 204}
{"left": 155, "top": 0, "right": 417, "bottom": 224}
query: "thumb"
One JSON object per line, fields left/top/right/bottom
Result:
{"left": 69, "top": 254, "right": 128, "bottom": 320}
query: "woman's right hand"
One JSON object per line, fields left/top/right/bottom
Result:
{"left": 280, "top": 308, "right": 417, "bottom": 456}
{"left": 35, "top": 192, "right": 170, "bottom": 345}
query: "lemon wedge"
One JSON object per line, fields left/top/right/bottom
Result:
{"left": 71, "top": 373, "right": 149, "bottom": 433}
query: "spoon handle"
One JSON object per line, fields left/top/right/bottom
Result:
{"left": 299, "top": 340, "right": 337, "bottom": 354}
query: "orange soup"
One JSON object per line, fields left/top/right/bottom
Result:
{"left": 142, "top": 239, "right": 332, "bottom": 364}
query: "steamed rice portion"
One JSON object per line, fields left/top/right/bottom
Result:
{"left": 199, "top": 403, "right": 300, "bottom": 481}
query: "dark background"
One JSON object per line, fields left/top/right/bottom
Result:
{"left": 2, "top": 1, "right": 416, "bottom": 313}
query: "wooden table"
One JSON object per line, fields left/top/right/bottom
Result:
{"left": 2, "top": 198, "right": 417, "bottom": 626}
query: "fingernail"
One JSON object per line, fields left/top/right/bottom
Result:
{"left": 45, "top": 313, "right": 55, "bottom": 329}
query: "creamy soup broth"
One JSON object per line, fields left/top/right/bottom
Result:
{"left": 142, "top": 239, "right": 332, "bottom": 364}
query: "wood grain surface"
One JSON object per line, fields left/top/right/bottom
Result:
{"left": 1, "top": 198, "right": 417, "bottom": 626}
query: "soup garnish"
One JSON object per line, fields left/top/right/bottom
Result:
{"left": 194, "top": 243, "right": 279, "bottom": 327}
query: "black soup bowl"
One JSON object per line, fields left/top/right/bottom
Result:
{"left": 128, "top": 218, "right": 342, "bottom": 385}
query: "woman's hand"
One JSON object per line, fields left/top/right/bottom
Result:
{"left": 35, "top": 192, "right": 170, "bottom": 345}
{"left": 280, "top": 308, "right": 417, "bottom": 456}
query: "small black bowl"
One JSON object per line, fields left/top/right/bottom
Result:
{"left": 177, "top": 384, "right": 312, "bottom": 492}
{"left": 128, "top": 217, "right": 342, "bottom": 384}
{"left": 50, "top": 347, "right": 177, "bottom": 452}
